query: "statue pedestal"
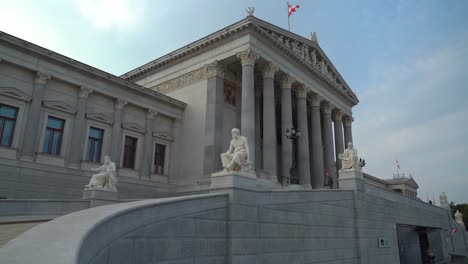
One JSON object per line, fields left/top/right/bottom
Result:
{"left": 338, "top": 170, "right": 365, "bottom": 191}
{"left": 82, "top": 189, "right": 119, "bottom": 207}
{"left": 210, "top": 170, "right": 281, "bottom": 191}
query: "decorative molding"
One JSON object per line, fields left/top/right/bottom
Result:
{"left": 79, "top": 87, "right": 93, "bottom": 98}
{"left": 85, "top": 113, "right": 114, "bottom": 125}
{"left": 309, "top": 93, "right": 322, "bottom": 107}
{"left": 260, "top": 62, "right": 278, "bottom": 79}
{"left": 0, "top": 87, "right": 32, "bottom": 101}
{"left": 296, "top": 86, "right": 308, "bottom": 98}
{"left": 152, "top": 131, "right": 174, "bottom": 142}
{"left": 204, "top": 61, "right": 225, "bottom": 78}
{"left": 115, "top": 98, "right": 128, "bottom": 110}
{"left": 35, "top": 72, "right": 51, "bottom": 85}
{"left": 332, "top": 109, "right": 343, "bottom": 121}
{"left": 151, "top": 66, "right": 206, "bottom": 94}
{"left": 122, "top": 123, "right": 146, "bottom": 134}
{"left": 343, "top": 115, "right": 354, "bottom": 126}
{"left": 146, "top": 109, "right": 158, "bottom": 119}
{"left": 236, "top": 48, "right": 259, "bottom": 66}
{"left": 279, "top": 75, "right": 295, "bottom": 89}
{"left": 43, "top": 101, "right": 77, "bottom": 114}
{"left": 320, "top": 101, "right": 333, "bottom": 114}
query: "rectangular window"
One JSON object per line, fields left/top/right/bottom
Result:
{"left": 86, "top": 127, "right": 104, "bottom": 162}
{"left": 154, "top": 143, "right": 166, "bottom": 174}
{"left": 42, "top": 116, "right": 65, "bottom": 155}
{"left": 122, "top": 136, "right": 137, "bottom": 169}
{"left": 0, "top": 104, "right": 18, "bottom": 147}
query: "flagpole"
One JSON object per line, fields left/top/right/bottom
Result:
{"left": 287, "top": 2, "right": 290, "bottom": 31}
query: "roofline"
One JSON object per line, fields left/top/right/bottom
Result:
{"left": 0, "top": 31, "right": 186, "bottom": 110}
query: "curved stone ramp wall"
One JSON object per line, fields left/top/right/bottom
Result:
{"left": 0, "top": 193, "right": 228, "bottom": 264}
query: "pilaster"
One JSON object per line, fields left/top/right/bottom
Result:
{"left": 110, "top": 98, "right": 127, "bottom": 165}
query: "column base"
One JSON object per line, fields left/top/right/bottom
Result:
{"left": 338, "top": 170, "right": 365, "bottom": 191}
{"left": 82, "top": 189, "right": 119, "bottom": 207}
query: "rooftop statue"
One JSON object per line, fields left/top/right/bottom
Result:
{"left": 439, "top": 192, "right": 449, "bottom": 209}
{"left": 455, "top": 210, "right": 464, "bottom": 225}
{"left": 338, "top": 142, "right": 360, "bottom": 171}
{"left": 84, "top": 155, "right": 118, "bottom": 192}
{"left": 221, "top": 128, "right": 252, "bottom": 172}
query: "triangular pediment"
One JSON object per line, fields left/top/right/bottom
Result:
{"left": 85, "top": 113, "right": 114, "bottom": 125}
{"left": 152, "top": 131, "right": 173, "bottom": 142}
{"left": 122, "top": 123, "right": 146, "bottom": 134}
{"left": 43, "top": 101, "right": 76, "bottom": 114}
{"left": 0, "top": 87, "right": 32, "bottom": 101}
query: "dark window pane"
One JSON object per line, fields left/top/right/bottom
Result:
{"left": 0, "top": 121, "right": 14, "bottom": 146}
{"left": 89, "top": 127, "right": 103, "bottom": 139}
{"left": 51, "top": 132, "right": 62, "bottom": 155}
{"left": 154, "top": 143, "right": 166, "bottom": 174}
{"left": 47, "top": 117, "right": 64, "bottom": 130}
{"left": 86, "top": 140, "right": 92, "bottom": 161}
{"left": 0, "top": 105, "right": 18, "bottom": 119}
{"left": 93, "top": 140, "right": 102, "bottom": 162}
{"left": 43, "top": 130, "right": 51, "bottom": 152}
{"left": 123, "top": 136, "right": 137, "bottom": 169}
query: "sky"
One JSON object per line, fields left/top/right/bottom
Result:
{"left": 1, "top": 0, "right": 467, "bottom": 203}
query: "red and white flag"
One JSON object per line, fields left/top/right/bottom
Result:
{"left": 288, "top": 3, "right": 300, "bottom": 17}
{"left": 448, "top": 228, "right": 458, "bottom": 239}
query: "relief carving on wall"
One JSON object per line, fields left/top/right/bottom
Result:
{"left": 223, "top": 80, "right": 237, "bottom": 107}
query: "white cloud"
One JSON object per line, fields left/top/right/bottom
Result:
{"left": 78, "top": 0, "right": 148, "bottom": 31}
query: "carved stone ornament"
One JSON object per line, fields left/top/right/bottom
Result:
{"left": 260, "top": 62, "right": 278, "bottom": 79}
{"left": 332, "top": 109, "right": 343, "bottom": 121}
{"left": 122, "top": 123, "right": 146, "bottom": 134}
{"left": 338, "top": 142, "right": 361, "bottom": 171}
{"left": 220, "top": 128, "right": 253, "bottom": 173}
{"left": 237, "top": 48, "right": 259, "bottom": 66}
{"left": 204, "top": 61, "right": 225, "bottom": 78}
{"left": 153, "top": 131, "right": 174, "bottom": 142}
{"left": 79, "top": 87, "right": 93, "bottom": 98}
{"left": 321, "top": 101, "right": 333, "bottom": 114}
{"left": 35, "top": 72, "right": 51, "bottom": 85}
{"left": 279, "top": 75, "right": 295, "bottom": 89}
{"left": 146, "top": 109, "right": 158, "bottom": 119}
{"left": 0, "top": 87, "right": 32, "bottom": 102}
{"left": 309, "top": 93, "right": 322, "bottom": 107}
{"left": 43, "top": 101, "right": 77, "bottom": 115}
{"left": 152, "top": 67, "right": 205, "bottom": 94}
{"left": 296, "top": 86, "right": 308, "bottom": 98}
{"left": 246, "top": 6, "right": 255, "bottom": 16}
{"left": 85, "top": 113, "right": 114, "bottom": 125}
{"left": 343, "top": 115, "right": 354, "bottom": 126}
{"left": 115, "top": 98, "right": 128, "bottom": 110}
{"left": 84, "top": 155, "right": 118, "bottom": 192}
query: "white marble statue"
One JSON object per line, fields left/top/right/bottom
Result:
{"left": 439, "top": 192, "right": 449, "bottom": 209}
{"left": 455, "top": 210, "right": 464, "bottom": 225}
{"left": 84, "top": 155, "right": 118, "bottom": 192}
{"left": 220, "top": 128, "right": 251, "bottom": 172}
{"left": 338, "top": 142, "right": 360, "bottom": 171}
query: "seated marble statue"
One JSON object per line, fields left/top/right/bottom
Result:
{"left": 439, "top": 192, "right": 449, "bottom": 208}
{"left": 338, "top": 142, "right": 360, "bottom": 171}
{"left": 455, "top": 210, "right": 464, "bottom": 225}
{"left": 221, "top": 128, "right": 251, "bottom": 172}
{"left": 84, "top": 155, "right": 117, "bottom": 192}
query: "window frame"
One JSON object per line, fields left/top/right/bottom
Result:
{"left": 42, "top": 116, "right": 65, "bottom": 156}
{"left": 153, "top": 143, "right": 166, "bottom": 175}
{"left": 122, "top": 135, "right": 138, "bottom": 169}
{"left": 0, "top": 104, "right": 19, "bottom": 147}
{"left": 85, "top": 126, "right": 104, "bottom": 163}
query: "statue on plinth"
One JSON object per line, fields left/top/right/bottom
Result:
{"left": 455, "top": 210, "right": 464, "bottom": 226}
{"left": 338, "top": 142, "right": 360, "bottom": 171}
{"left": 439, "top": 192, "right": 450, "bottom": 209}
{"left": 220, "top": 128, "right": 252, "bottom": 172}
{"left": 84, "top": 155, "right": 117, "bottom": 192}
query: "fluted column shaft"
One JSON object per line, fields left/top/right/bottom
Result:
{"left": 141, "top": 110, "right": 157, "bottom": 178}
{"left": 20, "top": 72, "right": 51, "bottom": 161}
{"left": 296, "top": 87, "right": 311, "bottom": 188}
{"left": 321, "top": 102, "right": 337, "bottom": 188}
{"left": 333, "top": 110, "right": 345, "bottom": 171}
{"left": 237, "top": 49, "right": 258, "bottom": 167}
{"left": 343, "top": 116, "right": 354, "bottom": 145}
{"left": 68, "top": 87, "right": 93, "bottom": 168}
{"left": 110, "top": 99, "right": 127, "bottom": 165}
{"left": 261, "top": 63, "right": 278, "bottom": 179}
{"left": 280, "top": 76, "right": 295, "bottom": 183}
{"left": 309, "top": 94, "right": 325, "bottom": 188}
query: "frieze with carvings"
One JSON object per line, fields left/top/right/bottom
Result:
{"left": 151, "top": 67, "right": 206, "bottom": 94}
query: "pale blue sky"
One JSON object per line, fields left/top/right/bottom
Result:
{"left": 1, "top": 0, "right": 467, "bottom": 203}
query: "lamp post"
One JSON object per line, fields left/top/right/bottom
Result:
{"left": 286, "top": 127, "right": 301, "bottom": 184}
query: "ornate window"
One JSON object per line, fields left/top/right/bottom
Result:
{"left": 123, "top": 136, "right": 137, "bottom": 169}
{"left": 0, "top": 104, "right": 18, "bottom": 147}
{"left": 42, "top": 116, "right": 65, "bottom": 155}
{"left": 154, "top": 143, "right": 166, "bottom": 174}
{"left": 86, "top": 127, "right": 104, "bottom": 162}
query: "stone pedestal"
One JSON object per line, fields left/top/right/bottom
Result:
{"left": 210, "top": 171, "right": 281, "bottom": 191}
{"left": 338, "top": 170, "right": 365, "bottom": 191}
{"left": 82, "top": 189, "right": 119, "bottom": 208}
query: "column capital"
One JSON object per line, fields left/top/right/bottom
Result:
{"left": 35, "top": 72, "right": 51, "bottom": 85}
{"left": 309, "top": 93, "right": 322, "bottom": 107}
{"left": 115, "top": 98, "right": 128, "bottom": 110}
{"left": 321, "top": 101, "right": 334, "bottom": 114}
{"left": 237, "top": 48, "right": 259, "bottom": 66}
{"left": 332, "top": 109, "right": 343, "bottom": 121}
{"left": 343, "top": 115, "right": 354, "bottom": 126}
{"left": 260, "top": 62, "right": 278, "bottom": 79}
{"left": 279, "top": 75, "right": 295, "bottom": 89}
{"left": 296, "top": 86, "right": 308, "bottom": 98}
{"left": 204, "top": 60, "right": 225, "bottom": 78}
{"left": 146, "top": 109, "right": 158, "bottom": 119}
{"left": 78, "top": 87, "right": 93, "bottom": 98}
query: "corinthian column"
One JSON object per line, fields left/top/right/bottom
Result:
{"left": 261, "top": 62, "right": 278, "bottom": 179}
{"left": 296, "top": 86, "right": 311, "bottom": 189}
{"left": 321, "top": 101, "right": 337, "bottom": 188}
{"left": 279, "top": 75, "right": 295, "bottom": 183}
{"left": 309, "top": 93, "right": 325, "bottom": 188}
{"left": 20, "top": 72, "right": 51, "bottom": 161}
{"left": 237, "top": 48, "right": 258, "bottom": 168}
{"left": 343, "top": 115, "right": 354, "bottom": 145}
{"left": 109, "top": 98, "right": 127, "bottom": 165}
{"left": 141, "top": 109, "right": 158, "bottom": 178}
{"left": 68, "top": 87, "right": 93, "bottom": 168}
{"left": 333, "top": 109, "right": 345, "bottom": 171}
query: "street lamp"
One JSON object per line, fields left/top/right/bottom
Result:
{"left": 286, "top": 127, "right": 301, "bottom": 185}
